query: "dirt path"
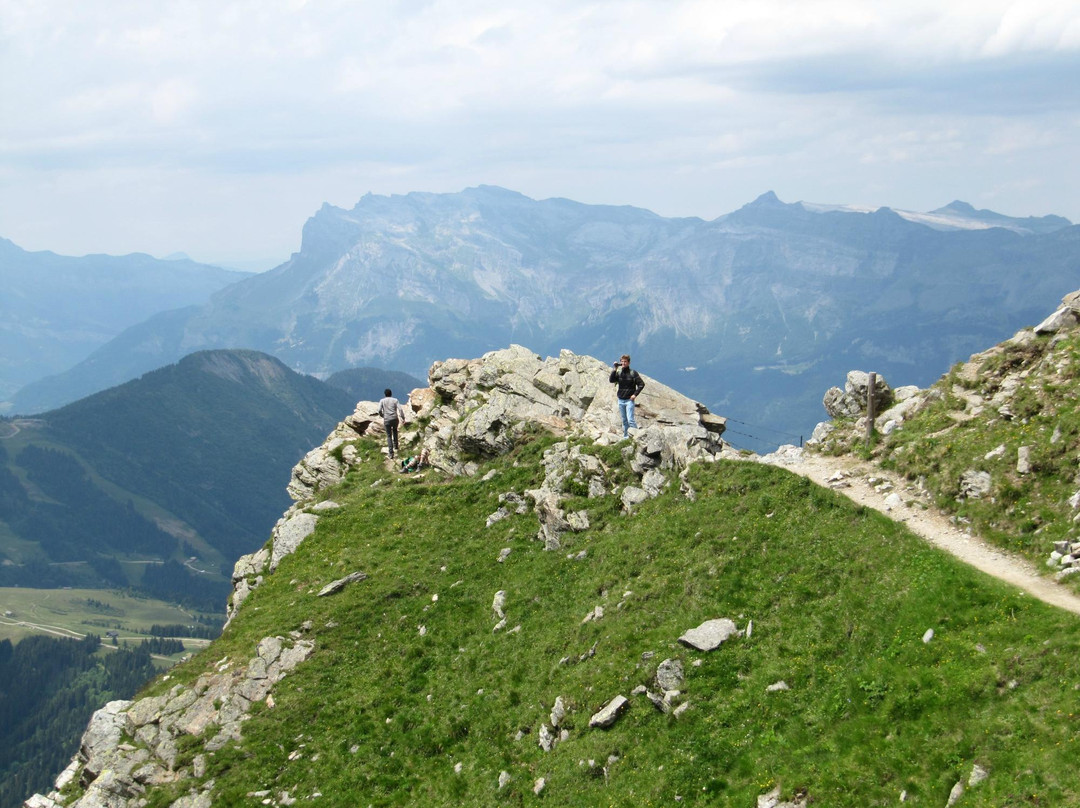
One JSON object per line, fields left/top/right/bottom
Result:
{"left": 758, "top": 446, "right": 1080, "bottom": 617}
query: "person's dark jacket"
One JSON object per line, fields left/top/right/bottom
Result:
{"left": 609, "top": 367, "right": 645, "bottom": 400}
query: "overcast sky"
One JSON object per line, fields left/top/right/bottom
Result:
{"left": 2, "top": 0, "right": 1078, "bottom": 269}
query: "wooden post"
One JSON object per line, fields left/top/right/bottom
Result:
{"left": 866, "top": 371, "right": 877, "bottom": 441}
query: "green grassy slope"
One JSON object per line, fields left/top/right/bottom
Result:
{"left": 141, "top": 435, "right": 1080, "bottom": 807}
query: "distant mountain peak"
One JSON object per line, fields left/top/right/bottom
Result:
{"left": 934, "top": 200, "right": 978, "bottom": 215}
{"left": 747, "top": 190, "right": 785, "bottom": 207}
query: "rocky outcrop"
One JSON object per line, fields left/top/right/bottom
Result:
{"left": 811, "top": 289, "right": 1080, "bottom": 578}
{"left": 233, "top": 345, "right": 729, "bottom": 608}
{"left": 822, "top": 370, "right": 895, "bottom": 420}
{"left": 28, "top": 634, "right": 314, "bottom": 808}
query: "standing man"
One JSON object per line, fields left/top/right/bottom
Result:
{"left": 378, "top": 388, "right": 406, "bottom": 459}
{"left": 609, "top": 355, "right": 645, "bottom": 439}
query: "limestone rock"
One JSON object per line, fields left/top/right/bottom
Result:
{"left": 678, "top": 618, "right": 739, "bottom": 651}
{"left": 655, "top": 658, "right": 684, "bottom": 692}
{"left": 269, "top": 512, "right": 319, "bottom": 572}
{"left": 589, "top": 695, "right": 629, "bottom": 728}
{"left": 959, "top": 470, "right": 992, "bottom": 499}
{"left": 823, "top": 371, "right": 894, "bottom": 418}
{"left": 621, "top": 487, "right": 649, "bottom": 510}
{"left": 946, "top": 780, "right": 964, "bottom": 807}
{"left": 550, "top": 696, "right": 567, "bottom": 728}
{"left": 317, "top": 571, "right": 368, "bottom": 597}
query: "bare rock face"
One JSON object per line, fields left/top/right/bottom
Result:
{"left": 281, "top": 345, "right": 724, "bottom": 508}
{"left": 28, "top": 635, "right": 314, "bottom": 808}
{"left": 422, "top": 346, "right": 724, "bottom": 472}
{"left": 823, "top": 371, "right": 895, "bottom": 419}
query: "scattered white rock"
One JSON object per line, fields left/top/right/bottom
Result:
{"left": 766, "top": 681, "right": 790, "bottom": 693}
{"left": 1017, "top": 445, "right": 1032, "bottom": 475}
{"left": 946, "top": 780, "right": 964, "bottom": 807}
{"left": 589, "top": 695, "right": 629, "bottom": 728}
{"left": 550, "top": 696, "right": 566, "bottom": 728}
{"left": 582, "top": 606, "right": 604, "bottom": 624}
{"left": 679, "top": 618, "right": 739, "bottom": 651}
{"left": 922, "top": 629, "right": 934, "bottom": 644}
{"left": 655, "top": 658, "right": 684, "bottom": 692}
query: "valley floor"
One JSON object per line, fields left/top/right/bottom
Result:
{"left": 759, "top": 447, "right": 1080, "bottom": 616}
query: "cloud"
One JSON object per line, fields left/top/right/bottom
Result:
{"left": 1, "top": 0, "right": 1078, "bottom": 260}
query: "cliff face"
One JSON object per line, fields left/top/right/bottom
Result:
{"left": 27, "top": 346, "right": 727, "bottom": 808}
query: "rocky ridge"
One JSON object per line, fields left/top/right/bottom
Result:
{"left": 804, "top": 289, "right": 1080, "bottom": 578}
{"left": 28, "top": 345, "right": 731, "bottom": 808}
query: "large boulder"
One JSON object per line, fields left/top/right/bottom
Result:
{"left": 823, "top": 371, "right": 894, "bottom": 419}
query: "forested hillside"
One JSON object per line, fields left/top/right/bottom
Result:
{"left": 0, "top": 350, "right": 357, "bottom": 610}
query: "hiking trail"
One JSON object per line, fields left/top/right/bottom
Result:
{"left": 759, "top": 446, "right": 1080, "bottom": 617}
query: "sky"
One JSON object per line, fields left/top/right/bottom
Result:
{"left": 2, "top": 0, "right": 1079, "bottom": 270}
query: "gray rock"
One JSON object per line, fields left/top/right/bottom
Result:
{"left": 807, "top": 421, "right": 834, "bottom": 444}
{"left": 946, "top": 780, "right": 965, "bottom": 807}
{"left": 269, "top": 512, "right": 320, "bottom": 572}
{"left": 621, "top": 487, "right": 649, "bottom": 510}
{"left": 170, "top": 789, "right": 213, "bottom": 808}
{"left": 655, "top": 658, "right": 684, "bottom": 692}
{"left": 959, "top": 470, "right": 992, "bottom": 498}
{"left": 678, "top": 618, "right": 739, "bottom": 651}
{"left": 1034, "top": 304, "right": 1080, "bottom": 334}
{"left": 822, "top": 387, "right": 861, "bottom": 419}
{"left": 550, "top": 696, "right": 567, "bottom": 728}
{"left": 1017, "top": 445, "right": 1032, "bottom": 475}
{"left": 538, "top": 723, "right": 556, "bottom": 752}
{"left": 485, "top": 507, "right": 510, "bottom": 527}
{"left": 231, "top": 548, "right": 270, "bottom": 583}
{"left": 317, "top": 571, "right": 368, "bottom": 597}
{"left": 79, "top": 700, "right": 133, "bottom": 781}
{"left": 589, "top": 695, "right": 629, "bottom": 728}
{"left": 641, "top": 468, "right": 666, "bottom": 497}
{"left": 567, "top": 510, "right": 590, "bottom": 531}
{"left": 23, "top": 796, "right": 62, "bottom": 808}
{"left": 969, "top": 764, "right": 988, "bottom": 785}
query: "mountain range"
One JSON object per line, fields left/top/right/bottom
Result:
{"left": 9, "top": 187, "right": 1077, "bottom": 451}
{"left": 0, "top": 239, "right": 246, "bottom": 409}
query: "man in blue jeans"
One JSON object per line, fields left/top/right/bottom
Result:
{"left": 609, "top": 354, "right": 645, "bottom": 438}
